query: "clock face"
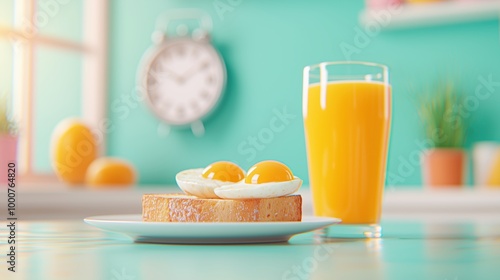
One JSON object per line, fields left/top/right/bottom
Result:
{"left": 143, "top": 38, "right": 226, "bottom": 126}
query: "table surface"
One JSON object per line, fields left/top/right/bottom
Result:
{"left": 1, "top": 219, "right": 500, "bottom": 280}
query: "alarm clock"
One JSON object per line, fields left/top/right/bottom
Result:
{"left": 138, "top": 10, "right": 226, "bottom": 136}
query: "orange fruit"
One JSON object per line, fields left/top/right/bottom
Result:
{"left": 85, "top": 157, "right": 136, "bottom": 187}
{"left": 51, "top": 119, "right": 97, "bottom": 185}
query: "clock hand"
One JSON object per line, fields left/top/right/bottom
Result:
{"left": 150, "top": 68, "right": 183, "bottom": 84}
{"left": 163, "top": 69, "right": 183, "bottom": 82}
{"left": 178, "top": 61, "right": 209, "bottom": 83}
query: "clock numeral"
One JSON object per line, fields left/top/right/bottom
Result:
{"left": 149, "top": 68, "right": 163, "bottom": 82}
{"left": 191, "top": 48, "right": 199, "bottom": 58}
{"left": 148, "top": 77, "right": 157, "bottom": 88}
{"left": 177, "top": 46, "right": 186, "bottom": 56}
{"left": 200, "top": 61, "right": 210, "bottom": 70}
{"left": 158, "top": 56, "right": 170, "bottom": 73}
{"left": 158, "top": 101, "right": 172, "bottom": 111}
{"left": 149, "top": 83, "right": 160, "bottom": 93}
{"left": 162, "top": 51, "right": 170, "bottom": 61}
{"left": 190, "top": 101, "right": 199, "bottom": 111}
{"left": 176, "top": 106, "right": 186, "bottom": 118}
{"left": 206, "top": 75, "right": 214, "bottom": 85}
{"left": 149, "top": 91, "right": 159, "bottom": 102}
{"left": 200, "top": 91, "right": 210, "bottom": 100}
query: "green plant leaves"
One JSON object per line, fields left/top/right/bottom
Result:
{"left": 0, "top": 94, "right": 16, "bottom": 135}
{"left": 418, "top": 80, "right": 467, "bottom": 148}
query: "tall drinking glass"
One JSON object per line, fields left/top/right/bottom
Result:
{"left": 303, "top": 62, "right": 391, "bottom": 238}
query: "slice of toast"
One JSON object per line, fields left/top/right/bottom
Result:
{"left": 142, "top": 194, "right": 302, "bottom": 222}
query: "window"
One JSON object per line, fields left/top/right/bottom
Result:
{"left": 0, "top": 0, "right": 108, "bottom": 182}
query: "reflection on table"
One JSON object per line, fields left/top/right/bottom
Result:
{"left": 1, "top": 220, "right": 499, "bottom": 280}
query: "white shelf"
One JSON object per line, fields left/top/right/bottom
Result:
{"left": 360, "top": 1, "right": 500, "bottom": 29}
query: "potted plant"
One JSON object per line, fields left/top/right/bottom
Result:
{"left": 418, "top": 81, "right": 467, "bottom": 187}
{"left": 0, "top": 94, "right": 18, "bottom": 185}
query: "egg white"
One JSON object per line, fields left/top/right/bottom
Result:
{"left": 214, "top": 177, "right": 302, "bottom": 199}
{"left": 175, "top": 168, "right": 239, "bottom": 199}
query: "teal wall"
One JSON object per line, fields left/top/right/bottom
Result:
{"left": 107, "top": 0, "right": 500, "bottom": 186}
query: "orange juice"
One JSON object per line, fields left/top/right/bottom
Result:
{"left": 304, "top": 81, "right": 391, "bottom": 224}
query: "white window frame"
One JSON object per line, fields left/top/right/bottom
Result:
{"left": 0, "top": 0, "right": 108, "bottom": 183}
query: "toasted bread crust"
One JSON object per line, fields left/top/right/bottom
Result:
{"left": 142, "top": 194, "right": 302, "bottom": 222}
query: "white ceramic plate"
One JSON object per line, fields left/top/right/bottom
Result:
{"left": 84, "top": 215, "right": 340, "bottom": 244}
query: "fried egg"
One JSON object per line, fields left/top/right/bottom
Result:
{"left": 214, "top": 160, "right": 302, "bottom": 199}
{"left": 176, "top": 161, "right": 245, "bottom": 199}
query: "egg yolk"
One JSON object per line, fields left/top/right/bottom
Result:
{"left": 202, "top": 161, "right": 245, "bottom": 182}
{"left": 245, "top": 160, "right": 293, "bottom": 184}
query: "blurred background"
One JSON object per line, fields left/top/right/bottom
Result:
{"left": 1, "top": 0, "right": 500, "bottom": 194}
{"left": 1, "top": 4, "right": 499, "bottom": 280}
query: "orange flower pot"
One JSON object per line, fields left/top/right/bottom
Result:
{"left": 422, "top": 148, "right": 467, "bottom": 187}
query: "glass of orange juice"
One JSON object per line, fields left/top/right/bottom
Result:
{"left": 303, "top": 61, "right": 391, "bottom": 238}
